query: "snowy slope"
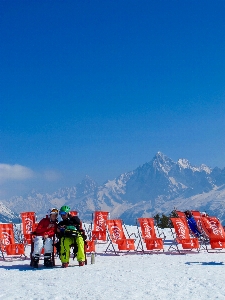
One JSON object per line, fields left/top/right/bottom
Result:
{"left": 0, "top": 227, "right": 225, "bottom": 300}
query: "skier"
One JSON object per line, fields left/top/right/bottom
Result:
{"left": 57, "top": 205, "right": 86, "bottom": 268}
{"left": 184, "top": 210, "right": 202, "bottom": 238}
{"left": 32, "top": 208, "right": 58, "bottom": 268}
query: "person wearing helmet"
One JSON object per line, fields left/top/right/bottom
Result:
{"left": 32, "top": 208, "right": 58, "bottom": 268}
{"left": 57, "top": 205, "right": 86, "bottom": 268}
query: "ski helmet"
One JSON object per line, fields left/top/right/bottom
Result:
{"left": 47, "top": 208, "right": 58, "bottom": 217}
{"left": 59, "top": 205, "right": 70, "bottom": 215}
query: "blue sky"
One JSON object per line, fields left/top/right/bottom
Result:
{"left": 1, "top": 0, "right": 225, "bottom": 198}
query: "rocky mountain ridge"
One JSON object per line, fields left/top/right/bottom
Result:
{"left": 1, "top": 152, "right": 225, "bottom": 224}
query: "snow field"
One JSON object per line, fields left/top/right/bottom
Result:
{"left": 0, "top": 228, "right": 225, "bottom": 299}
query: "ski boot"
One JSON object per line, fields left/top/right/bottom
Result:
{"left": 32, "top": 256, "right": 39, "bottom": 268}
{"left": 44, "top": 254, "right": 53, "bottom": 268}
{"left": 62, "top": 262, "right": 69, "bottom": 268}
{"left": 78, "top": 261, "right": 85, "bottom": 267}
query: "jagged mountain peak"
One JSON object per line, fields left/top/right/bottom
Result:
{"left": 151, "top": 152, "right": 175, "bottom": 174}
{"left": 199, "top": 164, "right": 211, "bottom": 174}
{"left": 155, "top": 151, "right": 166, "bottom": 157}
{"left": 177, "top": 158, "right": 191, "bottom": 169}
{"left": 75, "top": 175, "right": 97, "bottom": 198}
{"left": 177, "top": 158, "right": 211, "bottom": 174}
{"left": 77, "top": 175, "right": 97, "bottom": 189}
{"left": 80, "top": 175, "right": 97, "bottom": 184}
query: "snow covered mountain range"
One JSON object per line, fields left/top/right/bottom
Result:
{"left": 1, "top": 152, "right": 225, "bottom": 224}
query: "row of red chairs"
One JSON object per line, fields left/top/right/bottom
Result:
{"left": 1, "top": 210, "right": 225, "bottom": 260}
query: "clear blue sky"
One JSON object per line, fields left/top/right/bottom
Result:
{"left": 1, "top": 0, "right": 225, "bottom": 198}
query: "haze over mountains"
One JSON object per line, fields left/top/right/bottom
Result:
{"left": 1, "top": 152, "right": 225, "bottom": 224}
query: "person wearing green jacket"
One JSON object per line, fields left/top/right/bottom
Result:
{"left": 57, "top": 206, "right": 86, "bottom": 268}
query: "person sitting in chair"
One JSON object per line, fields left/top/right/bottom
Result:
{"left": 184, "top": 210, "right": 202, "bottom": 238}
{"left": 32, "top": 208, "right": 58, "bottom": 268}
{"left": 57, "top": 206, "right": 86, "bottom": 268}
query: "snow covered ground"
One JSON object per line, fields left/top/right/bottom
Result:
{"left": 1, "top": 226, "right": 225, "bottom": 300}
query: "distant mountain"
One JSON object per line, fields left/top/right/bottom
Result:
{"left": 0, "top": 201, "right": 20, "bottom": 223}
{"left": 1, "top": 152, "right": 225, "bottom": 224}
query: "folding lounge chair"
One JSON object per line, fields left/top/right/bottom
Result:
{"left": 190, "top": 210, "right": 201, "bottom": 218}
{"left": 85, "top": 240, "right": 96, "bottom": 253}
{"left": 82, "top": 211, "right": 108, "bottom": 256}
{"left": 190, "top": 210, "right": 208, "bottom": 238}
{"left": 105, "top": 219, "right": 135, "bottom": 254}
{"left": 20, "top": 212, "right": 36, "bottom": 244}
{"left": 190, "top": 211, "right": 202, "bottom": 228}
{"left": 0, "top": 223, "right": 26, "bottom": 260}
{"left": 69, "top": 211, "right": 88, "bottom": 232}
{"left": 136, "top": 218, "right": 164, "bottom": 252}
{"left": 83, "top": 211, "right": 109, "bottom": 258}
{"left": 198, "top": 216, "right": 225, "bottom": 252}
{"left": 168, "top": 218, "right": 200, "bottom": 253}
{"left": 176, "top": 210, "right": 203, "bottom": 238}
{"left": 175, "top": 211, "right": 186, "bottom": 219}
{"left": 91, "top": 211, "right": 109, "bottom": 242}
{"left": 70, "top": 211, "right": 78, "bottom": 216}
{"left": 189, "top": 211, "right": 225, "bottom": 251}
{"left": 175, "top": 211, "right": 194, "bottom": 230}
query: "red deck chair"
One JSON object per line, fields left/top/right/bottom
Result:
{"left": 91, "top": 211, "right": 109, "bottom": 242}
{"left": 85, "top": 240, "right": 96, "bottom": 253}
{"left": 82, "top": 240, "right": 96, "bottom": 265}
{"left": 137, "top": 218, "right": 164, "bottom": 252}
{"left": 190, "top": 210, "right": 201, "bottom": 217}
{"left": 190, "top": 211, "right": 225, "bottom": 251}
{"left": 199, "top": 216, "right": 225, "bottom": 251}
{"left": 190, "top": 210, "right": 202, "bottom": 224}
{"left": 69, "top": 210, "right": 85, "bottom": 230}
{"left": 175, "top": 211, "right": 186, "bottom": 219}
{"left": 176, "top": 210, "right": 202, "bottom": 238}
{"left": 105, "top": 219, "right": 135, "bottom": 254}
{"left": 70, "top": 211, "right": 78, "bottom": 216}
{"left": 175, "top": 211, "right": 191, "bottom": 226}
{"left": 20, "top": 212, "right": 36, "bottom": 244}
{"left": 0, "top": 223, "right": 25, "bottom": 260}
{"left": 190, "top": 210, "right": 207, "bottom": 236}
{"left": 191, "top": 210, "right": 209, "bottom": 229}
{"left": 169, "top": 218, "right": 199, "bottom": 252}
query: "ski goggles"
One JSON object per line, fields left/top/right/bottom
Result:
{"left": 60, "top": 211, "right": 67, "bottom": 215}
{"left": 50, "top": 208, "right": 59, "bottom": 215}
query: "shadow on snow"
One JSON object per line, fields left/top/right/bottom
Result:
{"left": 185, "top": 261, "right": 224, "bottom": 266}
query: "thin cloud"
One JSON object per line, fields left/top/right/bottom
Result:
{"left": 43, "top": 170, "right": 61, "bottom": 182}
{"left": 0, "top": 164, "right": 34, "bottom": 183}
